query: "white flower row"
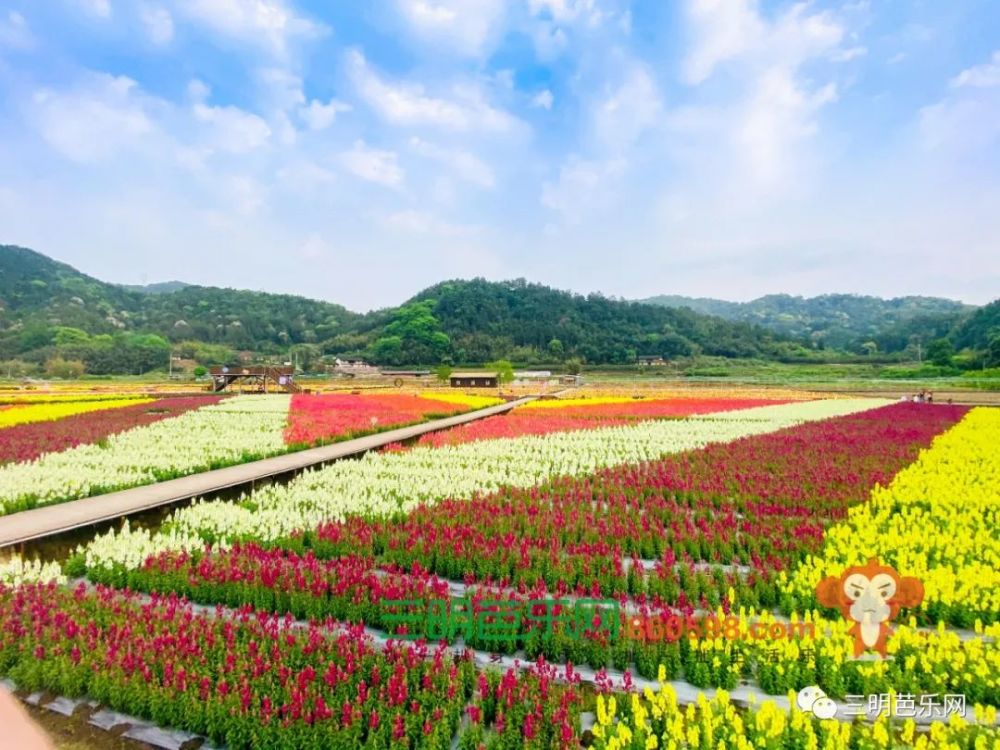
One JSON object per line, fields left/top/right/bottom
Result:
{"left": 80, "top": 398, "right": 890, "bottom": 572}
{"left": 0, "top": 395, "right": 291, "bottom": 514}
{"left": 0, "top": 555, "right": 67, "bottom": 586}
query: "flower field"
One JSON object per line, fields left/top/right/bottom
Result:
{"left": 0, "top": 390, "right": 997, "bottom": 748}
{"left": 0, "top": 396, "right": 223, "bottom": 464}
{"left": 76, "top": 398, "right": 889, "bottom": 566}
{"left": 0, "top": 391, "right": 491, "bottom": 516}
{"left": 782, "top": 407, "right": 1000, "bottom": 627}
{"left": 284, "top": 393, "right": 473, "bottom": 446}
{"left": 0, "top": 397, "right": 154, "bottom": 429}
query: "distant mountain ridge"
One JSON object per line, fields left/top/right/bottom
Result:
{"left": 1, "top": 245, "right": 995, "bottom": 371}
{"left": 641, "top": 293, "right": 977, "bottom": 352}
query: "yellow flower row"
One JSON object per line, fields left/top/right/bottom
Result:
{"left": 782, "top": 407, "right": 1000, "bottom": 625}
{"left": 0, "top": 398, "right": 155, "bottom": 429}
{"left": 415, "top": 391, "right": 503, "bottom": 409}
{"left": 676, "top": 604, "right": 999, "bottom": 703}
{"left": 592, "top": 684, "right": 999, "bottom": 750}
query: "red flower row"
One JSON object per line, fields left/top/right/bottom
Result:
{"left": 0, "top": 396, "right": 224, "bottom": 464}
{"left": 406, "top": 397, "right": 793, "bottom": 449}
{"left": 284, "top": 394, "right": 467, "bottom": 447}
{"left": 0, "top": 582, "right": 580, "bottom": 749}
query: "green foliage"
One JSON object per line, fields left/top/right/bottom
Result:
{"left": 44, "top": 356, "right": 86, "bottom": 379}
{"left": 926, "top": 337, "right": 955, "bottom": 366}
{"left": 371, "top": 300, "right": 450, "bottom": 365}
{"left": 434, "top": 364, "right": 453, "bottom": 382}
{"left": 487, "top": 359, "right": 514, "bottom": 385}
{"left": 564, "top": 357, "right": 583, "bottom": 375}
{"left": 193, "top": 365, "right": 207, "bottom": 377}
{"left": 644, "top": 292, "right": 974, "bottom": 353}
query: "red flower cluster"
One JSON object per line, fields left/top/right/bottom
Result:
{"left": 284, "top": 394, "right": 467, "bottom": 447}
{"left": 0, "top": 396, "right": 223, "bottom": 464}
{"left": 125, "top": 543, "right": 451, "bottom": 628}
{"left": 0, "top": 581, "right": 580, "bottom": 749}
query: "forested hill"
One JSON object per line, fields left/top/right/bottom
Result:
{"left": 3, "top": 244, "right": 993, "bottom": 372}
{"left": 642, "top": 293, "right": 976, "bottom": 353}
{"left": 0, "top": 244, "right": 359, "bottom": 369}
{"left": 355, "top": 278, "right": 798, "bottom": 365}
{"left": 0, "top": 246, "right": 800, "bottom": 369}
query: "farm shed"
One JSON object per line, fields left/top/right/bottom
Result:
{"left": 450, "top": 373, "right": 499, "bottom": 388}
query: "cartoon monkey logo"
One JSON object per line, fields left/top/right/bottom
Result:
{"left": 816, "top": 558, "right": 924, "bottom": 658}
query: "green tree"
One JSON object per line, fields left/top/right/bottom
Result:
{"left": 861, "top": 341, "right": 878, "bottom": 357}
{"left": 488, "top": 359, "right": 515, "bottom": 387}
{"left": 565, "top": 357, "right": 583, "bottom": 375}
{"left": 435, "top": 364, "right": 453, "bottom": 383}
{"left": 53, "top": 326, "right": 90, "bottom": 346}
{"left": 372, "top": 300, "right": 451, "bottom": 365}
{"left": 547, "top": 338, "right": 565, "bottom": 360}
{"left": 45, "top": 357, "right": 86, "bottom": 379}
{"left": 986, "top": 329, "right": 1000, "bottom": 368}
{"left": 926, "top": 338, "right": 955, "bottom": 367}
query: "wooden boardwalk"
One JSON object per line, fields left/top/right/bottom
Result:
{"left": 0, "top": 396, "right": 535, "bottom": 548}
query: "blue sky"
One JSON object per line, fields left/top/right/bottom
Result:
{"left": 0, "top": 0, "right": 998, "bottom": 310}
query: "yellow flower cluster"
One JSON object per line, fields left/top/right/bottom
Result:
{"left": 591, "top": 682, "right": 999, "bottom": 750}
{"left": 0, "top": 398, "right": 154, "bottom": 429}
{"left": 415, "top": 391, "right": 503, "bottom": 409}
{"left": 676, "top": 605, "right": 999, "bottom": 704}
{"left": 783, "top": 407, "right": 1000, "bottom": 625}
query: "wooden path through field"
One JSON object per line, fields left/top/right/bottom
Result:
{"left": 0, "top": 395, "right": 537, "bottom": 548}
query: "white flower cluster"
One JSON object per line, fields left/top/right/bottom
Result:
{"left": 0, "top": 395, "right": 291, "bottom": 514}
{"left": 81, "top": 399, "right": 890, "bottom": 572}
{"left": 0, "top": 555, "right": 67, "bottom": 587}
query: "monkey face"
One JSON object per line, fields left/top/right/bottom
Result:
{"left": 845, "top": 571, "right": 895, "bottom": 624}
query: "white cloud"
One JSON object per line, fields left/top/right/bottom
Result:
{"left": 592, "top": 62, "right": 662, "bottom": 151}
{"left": 950, "top": 50, "right": 1000, "bottom": 89}
{"left": 921, "top": 52, "right": 1000, "bottom": 153}
{"left": 73, "top": 0, "right": 112, "bottom": 19}
{"left": 339, "top": 141, "right": 404, "bottom": 188}
{"left": 385, "top": 209, "right": 479, "bottom": 237}
{"left": 831, "top": 45, "right": 866, "bottom": 62}
{"left": 31, "top": 74, "right": 154, "bottom": 163}
{"left": 0, "top": 11, "right": 34, "bottom": 50}
{"left": 140, "top": 4, "right": 173, "bottom": 44}
{"left": 299, "top": 98, "right": 352, "bottom": 131}
{"left": 347, "top": 49, "right": 522, "bottom": 134}
{"left": 256, "top": 67, "right": 305, "bottom": 111}
{"left": 173, "top": 0, "right": 324, "bottom": 57}
{"left": 409, "top": 137, "right": 495, "bottom": 188}
{"left": 395, "top": 0, "right": 505, "bottom": 58}
{"left": 682, "top": 0, "right": 844, "bottom": 85}
{"left": 193, "top": 102, "right": 272, "bottom": 153}
{"left": 531, "top": 89, "right": 554, "bottom": 109}
{"left": 298, "top": 233, "right": 329, "bottom": 260}
{"left": 676, "top": 0, "right": 846, "bottom": 188}
{"left": 736, "top": 70, "right": 837, "bottom": 186}
{"left": 541, "top": 156, "right": 625, "bottom": 222}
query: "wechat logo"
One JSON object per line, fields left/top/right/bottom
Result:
{"left": 797, "top": 686, "right": 837, "bottom": 719}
